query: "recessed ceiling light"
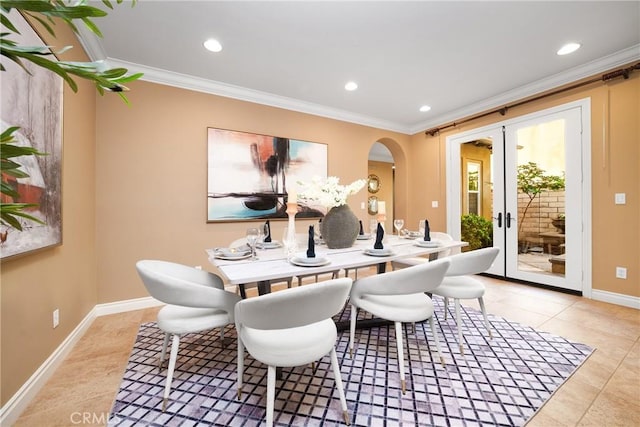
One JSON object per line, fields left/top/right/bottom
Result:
{"left": 344, "top": 81, "right": 358, "bottom": 91}
{"left": 419, "top": 105, "right": 431, "bottom": 112}
{"left": 557, "top": 42, "right": 581, "bottom": 56}
{"left": 204, "top": 38, "right": 223, "bottom": 53}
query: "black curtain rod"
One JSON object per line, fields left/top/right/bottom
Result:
{"left": 425, "top": 62, "right": 640, "bottom": 137}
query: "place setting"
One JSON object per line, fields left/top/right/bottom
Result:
{"left": 207, "top": 244, "right": 252, "bottom": 261}
{"left": 414, "top": 219, "right": 441, "bottom": 248}
{"left": 356, "top": 219, "right": 372, "bottom": 240}
{"left": 363, "top": 222, "right": 394, "bottom": 257}
{"left": 289, "top": 225, "right": 331, "bottom": 267}
{"left": 256, "top": 220, "right": 282, "bottom": 249}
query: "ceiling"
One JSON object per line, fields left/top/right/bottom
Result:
{"left": 80, "top": 1, "right": 640, "bottom": 135}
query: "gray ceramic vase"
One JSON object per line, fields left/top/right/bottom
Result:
{"left": 320, "top": 204, "right": 359, "bottom": 249}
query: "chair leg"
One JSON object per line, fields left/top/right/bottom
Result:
{"left": 237, "top": 335, "right": 244, "bottom": 399}
{"left": 349, "top": 305, "right": 357, "bottom": 357}
{"left": 429, "top": 316, "right": 445, "bottom": 367}
{"left": 287, "top": 277, "right": 292, "bottom": 288}
{"left": 443, "top": 297, "right": 449, "bottom": 320}
{"left": 478, "top": 297, "right": 492, "bottom": 338}
{"left": 159, "top": 332, "right": 170, "bottom": 370}
{"left": 394, "top": 322, "right": 406, "bottom": 394}
{"left": 239, "top": 284, "right": 247, "bottom": 299}
{"left": 162, "top": 334, "right": 180, "bottom": 412}
{"left": 330, "top": 348, "right": 350, "bottom": 425}
{"left": 220, "top": 326, "right": 225, "bottom": 344}
{"left": 454, "top": 299, "right": 464, "bottom": 355}
{"left": 266, "top": 365, "right": 276, "bottom": 427}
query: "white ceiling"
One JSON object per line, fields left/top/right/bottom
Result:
{"left": 81, "top": 1, "right": 640, "bottom": 135}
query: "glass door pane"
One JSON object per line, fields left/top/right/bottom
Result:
{"left": 504, "top": 107, "right": 582, "bottom": 291}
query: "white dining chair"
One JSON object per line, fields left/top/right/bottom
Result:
{"left": 431, "top": 247, "right": 500, "bottom": 355}
{"left": 391, "top": 231, "right": 459, "bottom": 271}
{"left": 135, "top": 260, "right": 241, "bottom": 411}
{"left": 349, "top": 259, "right": 450, "bottom": 394}
{"left": 235, "top": 277, "right": 352, "bottom": 426}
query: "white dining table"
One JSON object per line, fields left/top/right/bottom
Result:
{"left": 207, "top": 235, "right": 467, "bottom": 296}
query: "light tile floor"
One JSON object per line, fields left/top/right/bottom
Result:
{"left": 14, "top": 269, "right": 640, "bottom": 426}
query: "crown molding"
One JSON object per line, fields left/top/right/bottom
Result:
{"left": 104, "top": 58, "right": 412, "bottom": 134}
{"left": 77, "top": 27, "right": 638, "bottom": 136}
{"left": 407, "top": 44, "right": 640, "bottom": 135}
{"left": 76, "top": 24, "right": 108, "bottom": 61}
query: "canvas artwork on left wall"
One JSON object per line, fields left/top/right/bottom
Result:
{"left": 0, "top": 11, "right": 63, "bottom": 260}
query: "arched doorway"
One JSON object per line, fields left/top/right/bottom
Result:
{"left": 367, "top": 139, "right": 407, "bottom": 234}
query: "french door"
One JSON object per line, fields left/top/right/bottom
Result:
{"left": 446, "top": 99, "right": 590, "bottom": 293}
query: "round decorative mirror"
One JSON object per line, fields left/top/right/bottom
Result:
{"left": 367, "top": 195, "right": 378, "bottom": 215}
{"left": 367, "top": 174, "right": 380, "bottom": 193}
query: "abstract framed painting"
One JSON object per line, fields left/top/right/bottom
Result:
{"left": 0, "top": 11, "right": 63, "bottom": 260}
{"left": 207, "top": 128, "right": 327, "bottom": 222}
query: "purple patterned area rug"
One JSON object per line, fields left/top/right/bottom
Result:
{"left": 109, "top": 298, "right": 593, "bottom": 426}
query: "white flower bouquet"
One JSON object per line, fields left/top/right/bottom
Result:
{"left": 297, "top": 176, "right": 366, "bottom": 208}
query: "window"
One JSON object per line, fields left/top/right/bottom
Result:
{"left": 467, "top": 161, "right": 481, "bottom": 215}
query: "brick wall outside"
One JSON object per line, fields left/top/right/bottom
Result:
{"left": 518, "top": 190, "right": 565, "bottom": 238}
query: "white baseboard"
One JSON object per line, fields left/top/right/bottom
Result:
{"left": 0, "top": 296, "right": 163, "bottom": 425}
{"left": 94, "top": 296, "right": 163, "bottom": 317}
{"left": 0, "top": 307, "right": 97, "bottom": 427}
{"left": 591, "top": 289, "right": 640, "bottom": 310}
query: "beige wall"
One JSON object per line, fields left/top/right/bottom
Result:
{"left": 94, "top": 81, "right": 411, "bottom": 303}
{"left": 409, "top": 71, "right": 640, "bottom": 297}
{"left": 460, "top": 143, "right": 493, "bottom": 220}
{"left": 0, "top": 24, "right": 97, "bottom": 404}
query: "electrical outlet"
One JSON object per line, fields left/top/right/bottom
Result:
{"left": 615, "top": 267, "right": 627, "bottom": 279}
{"left": 53, "top": 309, "right": 59, "bottom": 328}
{"left": 431, "top": 201, "right": 439, "bottom": 208}
{"left": 194, "top": 265, "right": 202, "bottom": 270}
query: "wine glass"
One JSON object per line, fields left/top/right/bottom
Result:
{"left": 418, "top": 219, "right": 426, "bottom": 235}
{"left": 393, "top": 219, "right": 404, "bottom": 236}
{"left": 369, "top": 219, "right": 378, "bottom": 236}
{"left": 246, "top": 227, "right": 260, "bottom": 260}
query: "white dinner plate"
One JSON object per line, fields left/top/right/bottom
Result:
{"left": 363, "top": 248, "right": 394, "bottom": 257}
{"left": 404, "top": 231, "right": 423, "bottom": 238}
{"left": 415, "top": 240, "right": 441, "bottom": 248}
{"left": 290, "top": 256, "right": 331, "bottom": 267}
{"left": 257, "top": 241, "right": 281, "bottom": 249}
{"left": 356, "top": 234, "right": 372, "bottom": 240}
{"left": 212, "top": 246, "right": 251, "bottom": 257}
{"left": 215, "top": 253, "right": 252, "bottom": 261}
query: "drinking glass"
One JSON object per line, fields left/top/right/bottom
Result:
{"left": 393, "top": 219, "right": 404, "bottom": 236}
{"left": 246, "top": 227, "right": 260, "bottom": 260}
{"left": 418, "top": 219, "right": 426, "bottom": 235}
{"left": 369, "top": 219, "right": 378, "bottom": 235}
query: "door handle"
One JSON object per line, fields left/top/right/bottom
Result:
{"left": 493, "top": 212, "right": 503, "bottom": 228}
{"left": 506, "top": 212, "right": 514, "bottom": 228}
{"left": 493, "top": 212, "right": 502, "bottom": 228}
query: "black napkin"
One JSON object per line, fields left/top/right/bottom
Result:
{"left": 306, "top": 225, "right": 316, "bottom": 258}
{"left": 359, "top": 220, "right": 364, "bottom": 235}
{"left": 423, "top": 219, "right": 431, "bottom": 241}
{"left": 264, "top": 220, "right": 272, "bottom": 242}
{"left": 374, "top": 223, "right": 384, "bottom": 249}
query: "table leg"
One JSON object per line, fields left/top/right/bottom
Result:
{"left": 239, "top": 284, "right": 247, "bottom": 299}
{"left": 257, "top": 280, "right": 271, "bottom": 295}
{"left": 377, "top": 262, "right": 386, "bottom": 274}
